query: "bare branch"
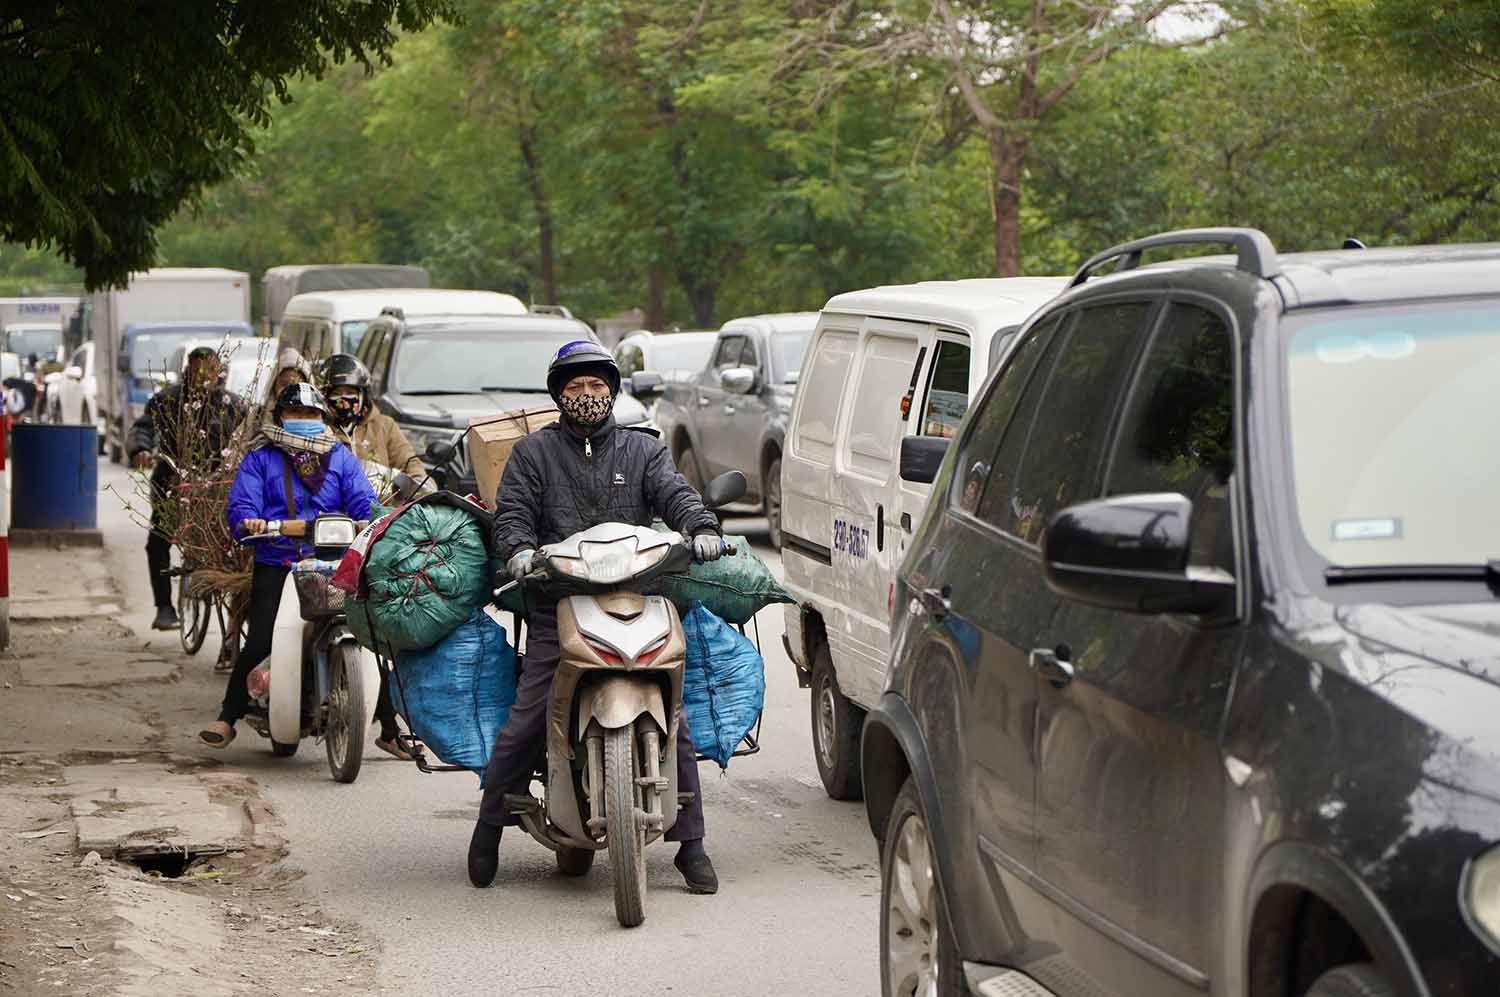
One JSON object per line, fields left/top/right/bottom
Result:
{"left": 934, "top": 0, "right": 1002, "bottom": 130}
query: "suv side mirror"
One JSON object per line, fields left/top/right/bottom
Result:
{"left": 702, "top": 470, "right": 747, "bottom": 509}
{"left": 899, "top": 436, "right": 949, "bottom": 484}
{"left": 425, "top": 440, "right": 457, "bottom": 467}
{"left": 720, "top": 367, "right": 755, "bottom": 394}
{"left": 630, "top": 371, "right": 665, "bottom": 398}
{"left": 1042, "top": 493, "right": 1235, "bottom": 615}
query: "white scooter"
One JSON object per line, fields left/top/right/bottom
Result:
{"left": 242, "top": 516, "right": 382, "bottom": 782}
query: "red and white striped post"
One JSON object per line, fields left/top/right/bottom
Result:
{"left": 0, "top": 411, "right": 9, "bottom": 650}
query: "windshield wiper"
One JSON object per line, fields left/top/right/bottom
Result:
{"left": 1324, "top": 561, "right": 1500, "bottom": 585}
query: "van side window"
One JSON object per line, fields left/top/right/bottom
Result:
{"left": 793, "top": 331, "right": 856, "bottom": 460}
{"left": 1107, "top": 303, "right": 1236, "bottom": 572}
{"left": 920, "top": 339, "right": 971, "bottom": 439}
{"left": 845, "top": 332, "right": 920, "bottom": 478}
{"left": 952, "top": 316, "right": 1062, "bottom": 516}
{"left": 979, "top": 302, "right": 1153, "bottom": 542}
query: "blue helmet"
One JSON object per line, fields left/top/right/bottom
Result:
{"left": 546, "top": 339, "right": 619, "bottom": 402}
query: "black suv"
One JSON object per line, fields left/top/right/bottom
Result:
{"left": 862, "top": 229, "right": 1500, "bottom": 997}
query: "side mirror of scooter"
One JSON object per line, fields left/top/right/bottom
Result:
{"left": 702, "top": 470, "right": 747, "bottom": 510}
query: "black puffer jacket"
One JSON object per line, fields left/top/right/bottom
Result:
{"left": 493, "top": 417, "right": 720, "bottom": 561}
{"left": 127, "top": 383, "right": 245, "bottom": 491}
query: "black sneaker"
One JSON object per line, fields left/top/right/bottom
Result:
{"left": 152, "top": 606, "right": 180, "bottom": 631}
{"left": 674, "top": 849, "right": 719, "bottom": 895}
{"left": 468, "top": 821, "right": 502, "bottom": 888}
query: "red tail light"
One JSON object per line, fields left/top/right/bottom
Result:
{"left": 584, "top": 636, "right": 623, "bottom": 664}
{"left": 637, "top": 637, "right": 668, "bottom": 665}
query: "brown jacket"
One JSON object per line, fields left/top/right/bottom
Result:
{"left": 334, "top": 409, "right": 424, "bottom": 477}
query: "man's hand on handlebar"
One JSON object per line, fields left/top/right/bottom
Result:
{"left": 693, "top": 533, "right": 730, "bottom": 563}
{"left": 507, "top": 548, "right": 537, "bottom": 582}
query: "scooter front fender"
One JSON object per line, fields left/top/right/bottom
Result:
{"left": 575, "top": 677, "right": 667, "bottom": 736}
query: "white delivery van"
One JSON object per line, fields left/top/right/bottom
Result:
{"left": 260, "top": 264, "right": 430, "bottom": 337}
{"left": 278, "top": 288, "right": 528, "bottom": 363}
{"left": 781, "top": 277, "right": 1067, "bottom": 798}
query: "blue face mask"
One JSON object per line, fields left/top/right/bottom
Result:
{"left": 282, "top": 419, "right": 325, "bottom": 438}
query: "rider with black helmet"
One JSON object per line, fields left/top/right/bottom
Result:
{"left": 468, "top": 340, "right": 727, "bottom": 894}
{"left": 320, "top": 353, "right": 425, "bottom": 477}
{"left": 198, "top": 381, "right": 375, "bottom": 750}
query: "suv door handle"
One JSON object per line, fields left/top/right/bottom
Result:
{"left": 1029, "top": 647, "right": 1075, "bottom": 689}
{"left": 919, "top": 585, "right": 951, "bottom": 619}
{"left": 698, "top": 396, "right": 711, "bottom": 407}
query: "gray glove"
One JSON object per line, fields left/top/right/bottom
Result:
{"left": 692, "top": 533, "right": 724, "bottom": 563}
{"left": 507, "top": 548, "right": 537, "bottom": 581}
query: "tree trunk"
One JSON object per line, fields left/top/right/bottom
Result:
{"left": 988, "top": 129, "right": 1027, "bottom": 278}
{"left": 682, "top": 278, "right": 716, "bottom": 328}
{"left": 518, "top": 128, "right": 556, "bottom": 305}
{"left": 646, "top": 268, "right": 666, "bottom": 330}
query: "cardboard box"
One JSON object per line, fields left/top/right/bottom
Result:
{"left": 466, "top": 405, "right": 559, "bottom": 506}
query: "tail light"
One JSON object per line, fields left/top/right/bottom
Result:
{"left": 637, "top": 637, "right": 668, "bottom": 665}
{"left": 583, "top": 636, "right": 623, "bottom": 664}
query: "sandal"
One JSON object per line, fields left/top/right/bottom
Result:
{"left": 375, "top": 737, "right": 416, "bottom": 761}
{"left": 198, "top": 721, "right": 236, "bottom": 749}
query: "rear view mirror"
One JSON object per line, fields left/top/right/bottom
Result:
{"left": 702, "top": 470, "right": 747, "bottom": 509}
{"left": 630, "top": 371, "right": 665, "bottom": 398}
{"left": 720, "top": 367, "right": 755, "bottom": 394}
{"left": 899, "top": 436, "right": 949, "bottom": 484}
{"left": 425, "top": 440, "right": 457, "bottom": 467}
{"left": 1042, "top": 493, "right": 1235, "bottom": 616}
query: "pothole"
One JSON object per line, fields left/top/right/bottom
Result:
{"left": 121, "top": 847, "right": 224, "bottom": 879}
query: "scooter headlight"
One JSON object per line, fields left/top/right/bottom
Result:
{"left": 1465, "top": 845, "right": 1500, "bottom": 954}
{"left": 312, "top": 516, "right": 357, "bottom": 548}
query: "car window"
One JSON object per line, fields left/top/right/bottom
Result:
{"left": 845, "top": 332, "right": 920, "bottom": 479}
{"left": 919, "top": 338, "right": 971, "bottom": 439}
{"left": 739, "top": 338, "right": 760, "bottom": 371}
{"left": 713, "top": 335, "right": 746, "bottom": 370}
{"left": 1107, "top": 303, "right": 1236, "bottom": 571}
{"left": 615, "top": 343, "right": 644, "bottom": 378}
{"left": 952, "top": 315, "right": 1064, "bottom": 516}
{"left": 794, "top": 330, "right": 856, "bottom": 460}
{"left": 340, "top": 321, "right": 370, "bottom": 355}
{"left": 370, "top": 330, "right": 394, "bottom": 393}
{"left": 978, "top": 301, "right": 1153, "bottom": 543}
{"left": 356, "top": 325, "right": 382, "bottom": 367}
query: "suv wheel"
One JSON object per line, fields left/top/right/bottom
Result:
{"left": 764, "top": 457, "right": 783, "bottom": 548}
{"left": 677, "top": 442, "right": 703, "bottom": 492}
{"left": 811, "top": 641, "right": 863, "bottom": 800}
{"left": 881, "top": 777, "right": 964, "bottom": 997}
{"left": 1307, "top": 964, "right": 1395, "bottom": 997}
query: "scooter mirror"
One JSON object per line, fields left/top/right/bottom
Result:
{"left": 702, "top": 470, "right": 747, "bottom": 510}
{"left": 425, "top": 440, "right": 457, "bottom": 467}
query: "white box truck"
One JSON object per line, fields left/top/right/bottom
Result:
{"left": 88, "top": 268, "right": 252, "bottom": 463}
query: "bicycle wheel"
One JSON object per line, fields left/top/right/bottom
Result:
{"left": 178, "top": 573, "right": 210, "bottom": 655}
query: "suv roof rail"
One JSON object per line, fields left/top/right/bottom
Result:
{"left": 530, "top": 303, "right": 574, "bottom": 319}
{"left": 379, "top": 306, "right": 405, "bottom": 321}
{"left": 1069, "top": 227, "right": 1279, "bottom": 288}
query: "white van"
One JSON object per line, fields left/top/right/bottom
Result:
{"left": 780, "top": 277, "right": 1068, "bottom": 798}
{"left": 278, "top": 288, "right": 528, "bottom": 363}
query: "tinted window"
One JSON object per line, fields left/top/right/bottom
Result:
{"left": 919, "top": 339, "right": 971, "bottom": 439}
{"left": 356, "top": 326, "right": 383, "bottom": 367}
{"left": 713, "top": 336, "right": 745, "bottom": 370}
{"left": 739, "top": 338, "right": 760, "bottom": 370}
{"left": 979, "top": 302, "right": 1152, "bottom": 542}
{"left": 1108, "top": 303, "right": 1235, "bottom": 571}
{"left": 952, "top": 316, "right": 1063, "bottom": 515}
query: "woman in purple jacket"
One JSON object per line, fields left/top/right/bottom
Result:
{"left": 199, "top": 382, "right": 375, "bottom": 748}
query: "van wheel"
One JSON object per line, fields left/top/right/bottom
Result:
{"left": 811, "top": 641, "right": 863, "bottom": 800}
{"left": 1306, "top": 965, "right": 1396, "bottom": 997}
{"left": 764, "top": 457, "right": 783, "bottom": 548}
{"left": 881, "top": 777, "right": 964, "bottom": 997}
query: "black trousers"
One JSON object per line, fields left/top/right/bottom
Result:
{"left": 477, "top": 602, "right": 706, "bottom": 843}
{"left": 146, "top": 529, "right": 173, "bottom": 609}
{"left": 219, "top": 562, "right": 289, "bottom": 725}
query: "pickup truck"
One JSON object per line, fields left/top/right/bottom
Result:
{"left": 645, "top": 312, "right": 815, "bottom": 547}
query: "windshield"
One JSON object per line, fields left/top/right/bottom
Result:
{"left": 652, "top": 337, "right": 714, "bottom": 373}
{"left": 130, "top": 331, "right": 249, "bottom": 375}
{"left": 1285, "top": 298, "right": 1500, "bottom": 568}
{"left": 5, "top": 328, "right": 61, "bottom": 358}
{"left": 393, "top": 329, "right": 578, "bottom": 393}
{"left": 341, "top": 320, "right": 371, "bottom": 354}
{"left": 774, "top": 330, "right": 812, "bottom": 382}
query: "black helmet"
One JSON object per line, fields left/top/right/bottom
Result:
{"left": 185, "top": 345, "right": 218, "bottom": 365}
{"left": 273, "top": 381, "right": 329, "bottom": 418}
{"left": 546, "top": 340, "right": 619, "bottom": 402}
{"left": 321, "top": 353, "right": 371, "bottom": 390}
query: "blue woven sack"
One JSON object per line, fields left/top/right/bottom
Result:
{"left": 681, "top": 602, "right": 765, "bottom": 769}
{"left": 391, "top": 607, "right": 517, "bottom": 783}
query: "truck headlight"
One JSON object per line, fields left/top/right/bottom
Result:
{"left": 1464, "top": 846, "right": 1500, "bottom": 953}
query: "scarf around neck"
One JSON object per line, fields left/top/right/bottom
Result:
{"left": 253, "top": 425, "right": 341, "bottom": 494}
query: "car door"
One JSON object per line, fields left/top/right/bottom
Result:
{"left": 721, "top": 334, "right": 770, "bottom": 494}
{"left": 1027, "top": 299, "right": 1242, "bottom": 997}
{"left": 695, "top": 333, "right": 744, "bottom": 479}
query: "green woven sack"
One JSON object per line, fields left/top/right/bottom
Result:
{"left": 364, "top": 503, "right": 490, "bottom": 652}
{"left": 648, "top": 534, "right": 791, "bottom": 624}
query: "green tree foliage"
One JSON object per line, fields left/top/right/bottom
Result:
{"left": 0, "top": 1, "right": 455, "bottom": 289}
{"left": 1315, "top": 0, "right": 1500, "bottom": 80}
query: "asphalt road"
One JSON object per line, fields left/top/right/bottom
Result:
{"left": 94, "top": 460, "right": 881, "bottom": 997}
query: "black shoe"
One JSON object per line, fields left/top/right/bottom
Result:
{"left": 151, "top": 606, "right": 180, "bottom": 631}
{"left": 468, "top": 821, "right": 502, "bottom": 888}
{"left": 674, "top": 849, "right": 719, "bottom": 895}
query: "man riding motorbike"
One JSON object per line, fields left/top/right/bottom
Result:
{"left": 469, "top": 340, "right": 726, "bottom": 894}
{"left": 199, "top": 382, "right": 375, "bottom": 749}
{"left": 320, "top": 352, "right": 425, "bottom": 759}
{"left": 127, "top": 346, "right": 245, "bottom": 632}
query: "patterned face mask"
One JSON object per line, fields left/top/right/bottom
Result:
{"left": 328, "top": 393, "right": 362, "bottom": 427}
{"left": 559, "top": 391, "right": 612, "bottom": 430}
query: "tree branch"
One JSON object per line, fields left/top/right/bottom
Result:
{"left": 933, "top": 0, "right": 1001, "bottom": 131}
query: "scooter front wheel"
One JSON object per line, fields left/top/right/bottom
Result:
{"left": 324, "top": 643, "right": 366, "bottom": 784}
{"left": 604, "top": 725, "right": 646, "bottom": 927}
